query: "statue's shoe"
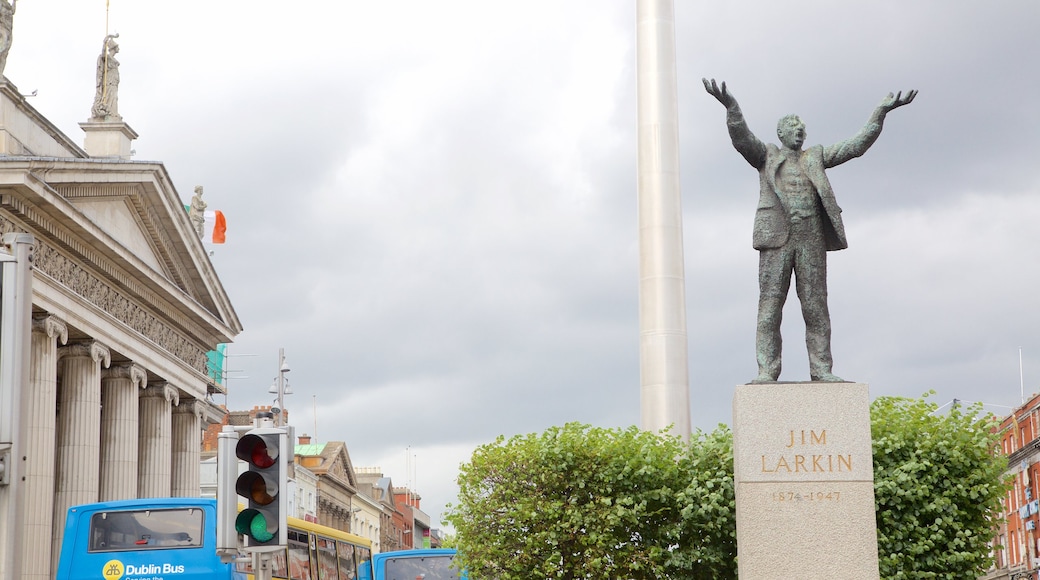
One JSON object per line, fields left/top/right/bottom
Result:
{"left": 811, "top": 373, "right": 846, "bottom": 382}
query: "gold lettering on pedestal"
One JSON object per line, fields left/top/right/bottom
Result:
{"left": 761, "top": 428, "right": 852, "bottom": 474}
{"left": 760, "top": 454, "right": 852, "bottom": 473}
{"left": 785, "top": 429, "right": 827, "bottom": 447}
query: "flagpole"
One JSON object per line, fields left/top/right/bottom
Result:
{"left": 1021, "top": 347, "right": 1025, "bottom": 404}
{"left": 102, "top": 0, "right": 110, "bottom": 105}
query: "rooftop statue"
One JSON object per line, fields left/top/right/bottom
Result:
{"left": 189, "top": 186, "right": 206, "bottom": 238}
{"left": 0, "top": 0, "right": 16, "bottom": 76}
{"left": 703, "top": 78, "right": 916, "bottom": 384}
{"left": 91, "top": 34, "right": 121, "bottom": 121}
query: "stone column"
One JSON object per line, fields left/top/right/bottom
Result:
{"left": 99, "top": 363, "right": 147, "bottom": 501}
{"left": 138, "top": 382, "right": 178, "bottom": 498}
{"left": 22, "top": 315, "right": 67, "bottom": 580}
{"left": 52, "top": 341, "right": 110, "bottom": 572}
{"left": 171, "top": 398, "right": 203, "bottom": 497}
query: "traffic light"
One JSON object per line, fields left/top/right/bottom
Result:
{"left": 234, "top": 426, "right": 287, "bottom": 551}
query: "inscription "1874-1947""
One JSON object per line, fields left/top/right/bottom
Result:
{"left": 760, "top": 429, "right": 853, "bottom": 474}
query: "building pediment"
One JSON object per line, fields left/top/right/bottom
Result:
{"left": 63, "top": 186, "right": 167, "bottom": 273}
{"left": 0, "top": 161, "right": 240, "bottom": 343}
{"left": 0, "top": 81, "right": 241, "bottom": 399}
{"left": 307, "top": 441, "right": 359, "bottom": 494}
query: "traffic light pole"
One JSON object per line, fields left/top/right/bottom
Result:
{"left": 254, "top": 552, "right": 273, "bottom": 580}
{"left": 0, "top": 233, "right": 35, "bottom": 580}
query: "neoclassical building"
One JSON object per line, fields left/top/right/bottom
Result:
{"left": 0, "top": 78, "right": 241, "bottom": 578}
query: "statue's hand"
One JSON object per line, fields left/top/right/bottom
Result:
{"left": 703, "top": 78, "right": 736, "bottom": 109}
{"left": 880, "top": 89, "right": 917, "bottom": 112}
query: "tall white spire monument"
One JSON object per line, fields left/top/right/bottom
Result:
{"left": 636, "top": 0, "right": 691, "bottom": 439}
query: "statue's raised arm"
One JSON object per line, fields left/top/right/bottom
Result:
{"left": 823, "top": 88, "right": 917, "bottom": 168}
{"left": 879, "top": 90, "right": 917, "bottom": 113}
{"left": 703, "top": 78, "right": 737, "bottom": 110}
{"left": 703, "top": 78, "right": 767, "bottom": 170}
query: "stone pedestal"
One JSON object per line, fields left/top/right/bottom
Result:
{"left": 733, "top": 382, "right": 880, "bottom": 579}
{"left": 79, "top": 120, "right": 137, "bottom": 158}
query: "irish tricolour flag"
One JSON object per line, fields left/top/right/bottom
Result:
{"left": 203, "top": 210, "right": 227, "bottom": 244}
{"left": 184, "top": 205, "right": 227, "bottom": 244}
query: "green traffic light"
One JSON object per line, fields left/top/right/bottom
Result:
{"left": 249, "top": 514, "right": 275, "bottom": 543}
{"left": 235, "top": 509, "right": 275, "bottom": 543}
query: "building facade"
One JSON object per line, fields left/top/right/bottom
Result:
{"left": 0, "top": 79, "right": 241, "bottom": 579}
{"left": 984, "top": 393, "right": 1040, "bottom": 580}
{"left": 394, "top": 487, "right": 432, "bottom": 549}
{"left": 356, "top": 469, "right": 408, "bottom": 553}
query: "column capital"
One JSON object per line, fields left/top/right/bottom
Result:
{"left": 142, "top": 382, "right": 179, "bottom": 406}
{"left": 58, "top": 340, "right": 111, "bottom": 368}
{"left": 102, "top": 363, "right": 148, "bottom": 388}
{"left": 175, "top": 397, "right": 225, "bottom": 425}
{"left": 172, "top": 398, "right": 204, "bottom": 422}
{"left": 32, "top": 313, "right": 68, "bottom": 345}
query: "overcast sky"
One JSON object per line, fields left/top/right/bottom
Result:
{"left": 7, "top": 0, "right": 1039, "bottom": 529}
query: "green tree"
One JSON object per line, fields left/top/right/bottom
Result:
{"left": 447, "top": 394, "right": 1006, "bottom": 579}
{"left": 871, "top": 393, "right": 1009, "bottom": 579}
{"left": 445, "top": 422, "right": 736, "bottom": 579}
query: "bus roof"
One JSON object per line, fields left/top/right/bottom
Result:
{"left": 66, "top": 497, "right": 217, "bottom": 513}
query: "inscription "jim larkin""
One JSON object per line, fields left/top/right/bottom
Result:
{"left": 760, "top": 429, "right": 853, "bottom": 474}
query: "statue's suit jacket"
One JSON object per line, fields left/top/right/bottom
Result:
{"left": 724, "top": 105, "right": 887, "bottom": 252}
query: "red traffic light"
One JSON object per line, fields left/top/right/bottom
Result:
{"left": 236, "top": 434, "right": 278, "bottom": 468}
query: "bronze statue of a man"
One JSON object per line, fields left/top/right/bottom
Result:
{"left": 703, "top": 78, "right": 916, "bottom": 384}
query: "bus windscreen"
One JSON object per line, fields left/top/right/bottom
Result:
{"left": 89, "top": 508, "right": 203, "bottom": 551}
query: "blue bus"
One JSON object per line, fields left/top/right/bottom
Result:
{"left": 55, "top": 498, "right": 462, "bottom": 580}
{"left": 367, "top": 548, "right": 466, "bottom": 580}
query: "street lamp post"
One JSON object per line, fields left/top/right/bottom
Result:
{"left": 268, "top": 348, "right": 292, "bottom": 426}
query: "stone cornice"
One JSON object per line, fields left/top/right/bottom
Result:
{"left": 0, "top": 212, "right": 211, "bottom": 376}
{"left": 0, "top": 192, "right": 210, "bottom": 334}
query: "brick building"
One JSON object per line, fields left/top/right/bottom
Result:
{"left": 984, "top": 393, "right": 1040, "bottom": 580}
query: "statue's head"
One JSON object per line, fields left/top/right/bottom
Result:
{"left": 194, "top": 185, "right": 203, "bottom": 195}
{"left": 776, "top": 114, "right": 806, "bottom": 150}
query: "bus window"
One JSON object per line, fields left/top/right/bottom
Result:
{"left": 288, "top": 530, "right": 312, "bottom": 580}
{"left": 272, "top": 548, "right": 290, "bottom": 578}
{"left": 316, "top": 537, "right": 338, "bottom": 580}
{"left": 356, "top": 546, "right": 372, "bottom": 580}
{"left": 383, "top": 555, "right": 462, "bottom": 580}
{"left": 337, "top": 541, "right": 356, "bottom": 579}
{"left": 89, "top": 508, "right": 203, "bottom": 551}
